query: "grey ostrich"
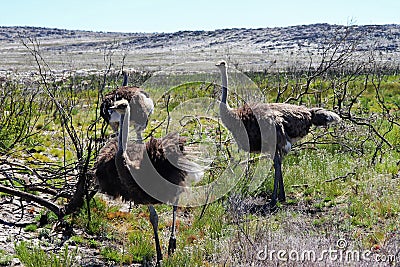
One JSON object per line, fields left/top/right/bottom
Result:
{"left": 216, "top": 60, "right": 341, "bottom": 210}
{"left": 95, "top": 98, "right": 203, "bottom": 266}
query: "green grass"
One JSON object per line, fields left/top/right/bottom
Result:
{"left": 24, "top": 224, "right": 38, "bottom": 232}
{"left": 14, "top": 242, "right": 78, "bottom": 267}
{"left": 1, "top": 70, "right": 399, "bottom": 266}
{"left": 0, "top": 249, "right": 12, "bottom": 266}
{"left": 64, "top": 134, "right": 398, "bottom": 265}
{"left": 71, "top": 197, "right": 158, "bottom": 264}
{"left": 72, "top": 197, "right": 110, "bottom": 236}
{"left": 127, "top": 230, "right": 154, "bottom": 262}
{"left": 99, "top": 246, "right": 125, "bottom": 264}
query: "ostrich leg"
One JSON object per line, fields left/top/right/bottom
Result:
{"left": 168, "top": 205, "right": 178, "bottom": 256}
{"left": 276, "top": 152, "right": 286, "bottom": 202}
{"left": 269, "top": 152, "right": 283, "bottom": 209}
{"left": 148, "top": 205, "right": 162, "bottom": 266}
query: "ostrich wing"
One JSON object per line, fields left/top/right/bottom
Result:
{"left": 94, "top": 138, "right": 131, "bottom": 200}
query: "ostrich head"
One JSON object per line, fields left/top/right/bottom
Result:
{"left": 109, "top": 94, "right": 154, "bottom": 141}
{"left": 109, "top": 99, "right": 130, "bottom": 115}
{"left": 215, "top": 60, "right": 227, "bottom": 71}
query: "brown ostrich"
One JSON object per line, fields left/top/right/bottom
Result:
{"left": 100, "top": 71, "right": 153, "bottom": 133}
{"left": 216, "top": 60, "right": 341, "bottom": 210}
{"left": 96, "top": 71, "right": 154, "bottom": 200}
{"left": 95, "top": 98, "right": 203, "bottom": 266}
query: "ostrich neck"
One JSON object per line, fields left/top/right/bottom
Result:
{"left": 135, "top": 130, "right": 143, "bottom": 144}
{"left": 220, "top": 68, "right": 228, "bottom": 105}
{"left": 122, "top": 73, "right": 128, "bottom": 86}
{"left": 219, "top": 67, "right": 241, "bottom": 129}
{"left": 118, "top": 107, "right": 130, "bottom": 153}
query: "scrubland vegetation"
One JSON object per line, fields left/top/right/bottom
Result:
{"left": 0, "top": 33, "right": 399, "bottom": 267}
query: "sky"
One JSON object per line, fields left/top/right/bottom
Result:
{"left": 1, "top": 0, "right": 399, "bottom": 33}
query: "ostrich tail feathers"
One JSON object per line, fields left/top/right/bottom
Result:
{"left": 159, "top": 132, "right": 184, "bottom": 153}
{"left": 309, "top": 108, "right": 341, "bottom": 126}
{"left": 148, "top": 132, "right": 206, "bottom": 185}
{"left": 177, "top": 159, "right": 205, "bottom": 184}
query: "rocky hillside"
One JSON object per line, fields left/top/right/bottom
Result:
{"left": 1, "top": 24, "right": 399, "bottom": 72}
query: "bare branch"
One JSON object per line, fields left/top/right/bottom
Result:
{"left": 0, "top": 184, "right": 63, "bottom": 217}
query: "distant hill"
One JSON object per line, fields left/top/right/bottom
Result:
{"left": 1, "top": 24, "right": 399, "bottom": 73}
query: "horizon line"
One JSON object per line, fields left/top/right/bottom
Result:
{"left": 1, "top": 22, "right": 399, "bottom": 34}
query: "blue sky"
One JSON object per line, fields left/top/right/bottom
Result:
{"left": 1, "top": 0, "right": 399, "bottom": 33}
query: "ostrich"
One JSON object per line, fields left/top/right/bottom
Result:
{"left": 216, "top": 60, "right": 341, "bottom": 210}
{"left": 100, "top": 71, "right": 153, "bottom": 133}
{"left": 96, "top": 98, "right": 203, "bottom": 265}
{"left": 95, "top": 73, "right": 154, "bottom": 201}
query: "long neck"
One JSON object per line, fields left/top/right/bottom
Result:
{"left": 118, "top": 107, "right": 130, "bottom": 153}
{"left": 220, "top": 67, "right": 228, "bottom": 105}
{"left": 135, "top": 130, "right": 143, "bottom": 144}
{"left": 122, "top": 71, "right": 128, "bottom": 86}
{"left": 219, "top": 66, "right": 241, "bottom": 130}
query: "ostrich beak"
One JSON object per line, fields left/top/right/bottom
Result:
{"left": 109, "top": 103, "right": 123, "bottom": 111}
{"left": 215, "top": 60, "right": 226, "bottom": 67}
{"left": 109, "top": 99, "right": 129, "bottom": 111}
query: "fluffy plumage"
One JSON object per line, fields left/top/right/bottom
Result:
{"left": 216, "top": 61, "right": 340, "bottom": 210}
{"left": 100, "top": 133, "right": 194, "bottom": 204}
{"left": 94, "top": 137, "right": 130, "bottom": 200}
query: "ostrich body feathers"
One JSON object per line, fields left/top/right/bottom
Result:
{"left": 221, "top": 102, "right": 341, "bottom": 155}
{"left": 95, "top": 133, "right": 203, "bottom": 204}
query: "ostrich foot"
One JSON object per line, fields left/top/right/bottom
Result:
{"left": 168, "top": 236, "right": 176, "bottom": 256}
